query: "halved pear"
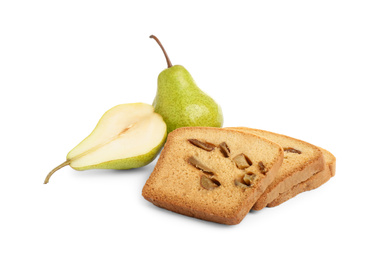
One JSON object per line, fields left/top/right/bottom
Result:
{"left": 44, "top": 103, "right": 167, "bottom": 184}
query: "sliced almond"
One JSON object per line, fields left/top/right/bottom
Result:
{"left": 200, "top": 175, "right": 220, "bottom": 190}
{"left": 219, "top": 142, "right": 231, "bottom": 158}
{"left": 188, "top": 156, "right": 214, "bottom": 175}
{"left": 232, "top": 153, "right": 253, "bottom": 169}
{"left": 188, "top": 139, "right": 216, "bottom": 151}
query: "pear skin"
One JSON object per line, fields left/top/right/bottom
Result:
{"left": 150, "top": 35, "right": 223, "bottom": 133}
{"left": 44, "top": 103, "right": 167, "bottom": 184}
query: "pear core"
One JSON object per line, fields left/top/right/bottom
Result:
{"left": 44, "top": 103, "right": 167, "bottom": 184}
{"left": 68, "top": 103, "right": 166, "bottom": 168}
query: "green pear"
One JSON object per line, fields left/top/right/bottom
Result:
{"left": 150, "top": 35, "right": 223, "bottom": 133}
{"left": 44, "top": 103, "right": 167, "bottom": 184}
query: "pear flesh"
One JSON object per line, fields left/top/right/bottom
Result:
{"left": 44, "top": 103, "right": 167, "bottom": 184}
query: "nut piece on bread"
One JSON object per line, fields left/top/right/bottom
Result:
{"left": 142, "top": 127, "right": 284, "bottom": 225}
{"left": 227, "top": 127, "right": 326, "bottom": 210}
{"left": 267, "top": 147, "right": 336, "bottom": 207}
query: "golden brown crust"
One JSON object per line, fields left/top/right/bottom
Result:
{"left": 267, "top": 148, "right": 336, "bottom": 207}
{"left": 253, "top": 153, "right": 325, "bottom": 210}
{"left": 142, "top": 127, "right": 284, "bottom": 225}
{"left": 226, "top": 127, "right": 326, "bottom": 210}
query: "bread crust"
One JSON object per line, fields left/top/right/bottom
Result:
{"left": 145, "top": 155, "right": 283, "bottom": 224}
{"left": 142, "top": 127, "right": 284, "bottom": 225}
{"left": 267, "top": 148, "right": 336, "bottom": 207}
{"left": 253, "top": 153, "right": 324, "bottom": 210}
{"left": 226, "top": 127, "right": 326, "bottom": 210}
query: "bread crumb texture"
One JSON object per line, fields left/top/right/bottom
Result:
{"left": 142, "top": 127, "right": 283, "bottom": 224}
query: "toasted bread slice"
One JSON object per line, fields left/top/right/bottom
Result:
{"left": 226, "top": 127, "right": 325, "bottom": 210}
{"left": 267, "top": 147, "right": 336, "bottom": 207}
{"left": 142, "top": 127, "right": 283, "bottom": 225}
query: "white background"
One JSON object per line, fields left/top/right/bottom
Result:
{"left": 1, "top": 0, "right": 378, "bottom": 259}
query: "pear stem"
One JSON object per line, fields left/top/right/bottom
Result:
{"left": 150, "top": 35, "right": 172, "bottom": 68}
{"left": 44, "top": 160, "right": 71, "bottom": 184}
